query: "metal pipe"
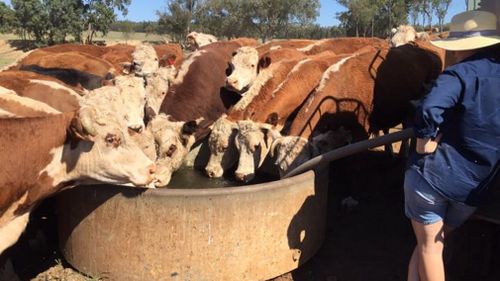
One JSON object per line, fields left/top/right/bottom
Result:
{"left": 283, "top": 128, "right": 415, "bottom": 178}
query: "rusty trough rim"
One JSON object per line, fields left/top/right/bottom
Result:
{"left": 107, "top": 169, "right": 317, "bottom": 197}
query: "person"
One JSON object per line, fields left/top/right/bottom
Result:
{"left": 403, "top": 10, "right": 500, "bottom": 281}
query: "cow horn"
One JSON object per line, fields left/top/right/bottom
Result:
{"left": 269, "top": 138, "right": 283, "bottom": 158}
{"left": 80, "top": 107, "right": 98, "bottom": 137}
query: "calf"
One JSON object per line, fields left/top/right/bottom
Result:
{"left": 186, "top": 31, "right": 218, "bottom": 51}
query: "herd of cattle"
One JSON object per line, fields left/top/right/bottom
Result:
{"left": 0, "top": 26, "right": 446, "bottom": 257}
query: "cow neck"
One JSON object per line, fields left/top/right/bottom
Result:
{"left": 0, "top": 112, "right": 76, "bottom": 221}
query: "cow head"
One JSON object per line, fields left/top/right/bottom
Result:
{"left": 186, "top": 31, "right": 217, "bottom": 51}
{"left": 270, "top": 128, "right": 352, "bottom": 177}
{"left": 390, "top": 25, "right": 417, "bottom": 47}
{"left": 225, "top": 47, "right": 260, "bottom": 94}
{"left": 205, "top": 115, "right": 239, "bottom": 178}
{"left": 67, "top": 106, "right": 156, "bottom": 187}
{"left": 113, "top": 75, "right": 147, "bottom": 132}
{"left": 149, "top": 114, "right": 200, "bottom": 187}
{"left": 234, "top": 120, "right": 281, "bottom": 182}
{"left": 126, "top": 43, "right": 159, "bottom": 77}
{"left": 144, "top": 66, "right": 177, "bottom": 116}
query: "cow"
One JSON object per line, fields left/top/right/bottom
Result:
{"left": 225, "top": 46, "right": 307, "bottom": 93}
{"left": 272, "top": 44, "right": 443, "bottom": 175}
{"left": 297, "top": 37, "right": 388, "bottom": 55}
{"left": 155, "top": 40, "right": 257, "bottom": 184}
{"left": 232, "top": 51, "right": 364, "bottom": 182}
{"left": 153, "top": 43, "right": 184, "bottom": 68}
{"left": 0, "top": 70, "right": 82, "bottom": 112}
{"left": 205, "top": 53, "right": 309, "bottom": 178}
{"left": 12, "top": 50, "right": 116, "bottom": 90}
{"left": 0, "top": 86, "right": 60, "bottom": 117}
{"left": 0, "top": 108, "right": 156, "bottom": 255}
{"left": 257, "top": 39, "right": 317, "bottom": 53}
{"left": 144, "top": 66, "right": 177, "bottom": 117}
{"left": 186, "top": 31, "right": 218, "bottom": 51}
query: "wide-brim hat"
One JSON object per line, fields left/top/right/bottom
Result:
{"left": 431, "top": 10, "right": 500, "bottom": 51}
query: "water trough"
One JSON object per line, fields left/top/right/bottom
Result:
{"left": 57, "top": 128, "right": 415, "bottom": 280}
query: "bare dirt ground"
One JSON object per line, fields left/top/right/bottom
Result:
{"left": 7, "top": 149, "right": 500, "bottom": 281}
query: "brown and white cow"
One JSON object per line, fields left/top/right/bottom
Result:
{"left": 0, "top": 86, "right": 60, "bottom": 118}
{"left": 297, "top": 37, "right": 388, "bottom": 55}
{"left": 186, "top": 31, "right": 218, "bottom": 51}
{"left": 0, "top": 108, "right": 156, "bottom": 254}
{"left": 272, "top": 44, "right": 443, "bottom": 174}
{"left": 154, "top": 40, "right": 258, "bottom": 184}
{"left": 232, "top": 51, "right": 362, "bottom": 182}
{"left": 205, "top": 53, "right": 309, "bottom": 178}
{"left": 0, "top": 70, "right": 82, "bottom": 112}
{"left": 225, "top": 46, "right": 307, "bottom": 93}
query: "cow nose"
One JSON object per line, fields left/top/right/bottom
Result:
{"left": 206, "top": 169, "right": 215, "bottom": 178}
{"left": 129, "top": 124, "right": 144, "bottom": 133}
{"left": 148, "top": 163, "right": 156, "bottom": 175}
{"left": 235, "top": 172, "right": 252, "bottom": 182}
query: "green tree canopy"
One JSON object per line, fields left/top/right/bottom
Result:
{"left": 82, "top": 0, "right": 132, "bottom": 43}
{"left": 0, "top": 2, "right": 16, "bottom": 33}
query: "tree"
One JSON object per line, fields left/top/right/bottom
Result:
{"left": 0, "top": 2, "right": 16, "bottom": 33}
{"left": 432, "top": 0, "right": 451, "bottom": 32}
{"left": 248, "top": 0, "right": 320, "bottom": 41}
{"left": 82, "top": 0, "right": 131, "bottom": 44}
{"left": 45, "top": 0, "right": 84, "bottom": 44}
{"left": 11, "top": 0, "right": 48, "bottom": 42}
{"left": 157, "top": 0, "right": 204, "bottom": 42}
{"left": 121, "top": 20, "right": 135, "bottom": 42}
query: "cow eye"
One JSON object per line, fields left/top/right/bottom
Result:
{"left": 250, "top": 144, "right": 260, "bottom": 153}
{"left": 251, "top": 64, "right": 255, "bottom": 68}
{"left": 105, "top": 133, "right": 121, "bottom": 148}
{"left": 166, "top": 144, "right": 177, "bottom": 157}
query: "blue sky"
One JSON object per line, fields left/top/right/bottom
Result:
{"left": 1, "top": 0, "right": 467, "bottom": 27}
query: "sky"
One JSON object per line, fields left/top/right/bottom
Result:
{"left": 1, "top": 0, "right": 467, "bottom": 27}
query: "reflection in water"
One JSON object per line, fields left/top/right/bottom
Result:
{"left": 167, "top": 167, "right": 279, "bottom": 189}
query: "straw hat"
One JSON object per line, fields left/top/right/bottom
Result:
{"left": 431, "top": 10, "right": 500, "bottom": 51}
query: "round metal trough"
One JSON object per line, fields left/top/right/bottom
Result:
{"left": 57, "top": 166, "right": 328, "bottom": 281}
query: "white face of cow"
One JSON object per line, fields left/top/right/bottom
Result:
{"left": 270, "top": 128, "right": 352, "bottom": 177}
{"left": 144, "top": 67, "right": 176, "bottom": 115}
{"left": 132, "top": 44, "right": 159, "bottom": 76}
{"left": 390, "top": 25, "right": 417, "bottom": 47}
{"left": 62, "top": 107, "right": 156, "bottom": 187}
{"left": 148, "top": 114, "right": 198, "bottom": 187}
{"left": 225, "top": 47, "right": 259, "bottom": 93}
{"left": 205, "top": 116, "right": 239, "bottom": 178}
{"left": 234, "top": 120, "right": 280, "bottom": 182}
{"left": 113, "top": 75, "right": 147, "bottom": 132}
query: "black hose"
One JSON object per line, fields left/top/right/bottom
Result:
{"left": 283, "top": 128, "right": 415, "bottom": 179}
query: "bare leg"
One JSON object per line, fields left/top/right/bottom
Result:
{"left": 408, "top": 246, "right": 420, "bottom": 281}
{"left": 411, "top": 219, "right": 446, "bottom": 281}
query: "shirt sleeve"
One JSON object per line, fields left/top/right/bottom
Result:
{"left": 414, "top": 70, "right": 463, "bottom": 139}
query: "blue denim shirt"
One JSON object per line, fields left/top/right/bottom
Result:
{"left": 409, "top": 49, "right": 500, "bottom": 206}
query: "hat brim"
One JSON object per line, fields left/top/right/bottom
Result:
{"left": 431, "top": 35, "right": 500, "bottom": 51}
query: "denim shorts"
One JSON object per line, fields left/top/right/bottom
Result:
{"left": 404, "top": 168, "right": 477, "bottom": 228}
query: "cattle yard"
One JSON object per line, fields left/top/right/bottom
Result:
{"left": 1, "top": 29, "right": 500, "bottom": 281}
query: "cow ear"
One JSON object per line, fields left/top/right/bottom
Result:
{"left": 182, "top": 120, "right": 198, "bottom": 135}
{"left": 266, "top": 112, "right": 279, "bottom": 127}
{"left": 269, "top": 138, "right": 282, "bottom": 158}
{"left": 144, "top": 105, "right": 156, "bottom": 125}
{"left": 120, "top": 62, "right": 133, "bottom": 74}
{"left": 68, "top": 115, "right": 95, "bottom": 148}
{"left": 160, "top": 55, "right": 177, "bottom": 67}
{"left": 258, "top": 56, "right": 271, "bottom": 71}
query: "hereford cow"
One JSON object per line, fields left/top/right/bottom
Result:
{"left": 0, "top": 109, "right": 156, "bottom": 255}
{"left": 205, "top": 54, "right": 309, "bottom": 178}
{"left": 154, "top": 40, "right": 257, "bottom": 185}
{"left": 186, "top": 31, "right": 218, "bottom": 51}
{"left": 0, "top": 86, "right": 59, "bottom": 117}
{"left": 225, "top": 46, "right": 307, "bottom": 93}
{"left": 232, "top": 51, "right": 365, "bottom": 182}
{"left": 0, "top": 70, "right": 82, "bottom": 112}
{"left": 153, "top": 43, "right": 184, "bottom": 68}
{"left": 297, "top": 37, "right": 388, "bottom": 55}
{"left": 12, "top": 50, "right": 116, "bottom": 90}
{"left": 257, "top": 39, "right": 317, "bottom": 53}
{"left": 272, "top": 44, "right": 442, "bottom": 175}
